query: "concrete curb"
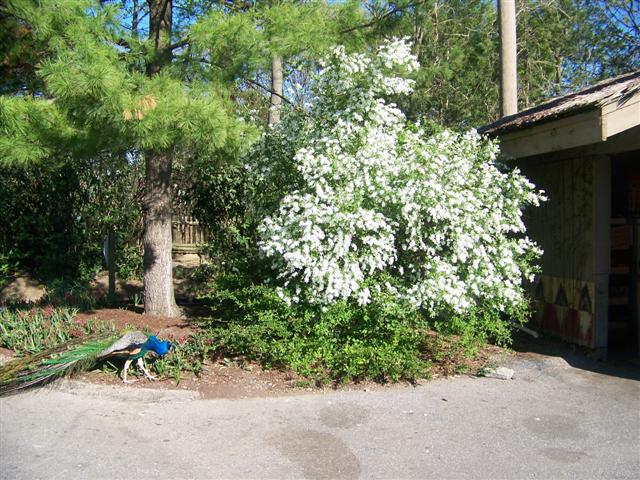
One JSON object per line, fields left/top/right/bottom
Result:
{"left": 53, "top": 379, "right": 201, "bottom": 403}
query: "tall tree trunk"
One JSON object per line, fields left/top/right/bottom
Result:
{"left": 143, "top": 0, "right": 180, "bottom": 316}
{"left": 131, "top": 0, "right": 140, "bottom": 38}
{"left": 147, "top": 0, "right": 172, "bottom": 75}
{"left": 268, "top": 55, "right": 283, "bottom": 126}
{"left": 143, "top": 150, "right": 180, "bottom": 316}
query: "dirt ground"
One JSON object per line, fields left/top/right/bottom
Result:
{"left": 67, "top": 307, "right": 504, "bottom": 399}
{"left": 74, "top": 308, "right": 196, "bottom": 340}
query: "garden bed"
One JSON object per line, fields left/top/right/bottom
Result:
{"left": 1, "top": 306, "right": 504, "bottom": 399}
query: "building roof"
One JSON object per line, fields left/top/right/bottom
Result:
{"left": 479, "top": 70, "right": 640, "bottom": 136}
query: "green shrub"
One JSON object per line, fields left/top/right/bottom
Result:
{"left": 116, "top": 243, "right": 143, "bottom": 281}
{"left": 432, "top": 304, "right": 516, "bottom": 358}
{"left": 204, "top": 275, "right": 431, "bottom": 383}
{"left": 0, "top": 155, "right": 143, "bottom": 284}
{"left": 41, "top": 278, "right": 108, "bottom": 311}
{"left": 152, "top": 332, "right": 216, "bottom": 383}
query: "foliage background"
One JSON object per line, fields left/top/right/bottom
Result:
{"left": 2, "top": 0, "right": 638, "bottom": 285}
{"left": 0, "top": 154, "right": 144, "bottom": 283}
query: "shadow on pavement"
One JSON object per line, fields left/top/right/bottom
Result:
{"left": 511, "top": 331, "right": 640, "bottom": 381}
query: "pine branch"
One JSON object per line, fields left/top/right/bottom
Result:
{"left": 169, "top": 38, "right": 190, "bottom": 51}
{"left": 340, "top": 0, "right": 428, "bottom": 34}
{"left": 198, "top": 57, "right": 305, "bottom": 113}
{"left": 243, "top": 77, "right": 295, "bottom": 107}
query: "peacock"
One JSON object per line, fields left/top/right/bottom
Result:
{"left": 0, "top": 331, "right": 172, "bottom": 395}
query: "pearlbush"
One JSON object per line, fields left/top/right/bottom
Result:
{"left": 255, "top": 38, "right": 545, "bottom": 320}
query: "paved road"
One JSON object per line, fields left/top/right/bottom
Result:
{"left": 1, "top": 353, "right": 639, "bottom": 479}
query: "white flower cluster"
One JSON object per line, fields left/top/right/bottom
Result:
{"left": 257, "top": 38, "right": 545, "bottom": 314}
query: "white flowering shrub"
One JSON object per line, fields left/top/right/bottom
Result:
{"left": 256, "top": 38, "right": 545, "bottom": 319}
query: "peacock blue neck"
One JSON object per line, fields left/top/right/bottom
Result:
{"left": 142, "top": 336, "right": 171, "bottom": 357}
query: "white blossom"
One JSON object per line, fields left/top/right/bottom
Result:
{"left": 253, "top": 38, "right": 545, "bottom": 314}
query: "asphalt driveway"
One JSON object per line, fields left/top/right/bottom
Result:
{"left": 1, "top": 351, "right": 638, "bottom": 479}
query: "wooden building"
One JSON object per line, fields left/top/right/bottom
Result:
{"left": 480, "top": 71, "right": 640, "bottom": 357}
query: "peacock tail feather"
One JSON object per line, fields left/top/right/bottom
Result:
{"left": 0, "top": 332, "right": 122, "bottom": 396}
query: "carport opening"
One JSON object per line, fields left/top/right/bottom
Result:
{"left": 609, "top": 151, "right": 640, "bottom": 357}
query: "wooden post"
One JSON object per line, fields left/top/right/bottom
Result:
{"left": 632, "top": 215, "right": 639, "bottom": 355}
{"left": 107, "top": 227, "right": 116, "bottom": 301}
{"left": 594, "top": 156, "right": 611, "bottom": 357}
{"left": 498, "top": 0, "right": 518, "bottom": 117}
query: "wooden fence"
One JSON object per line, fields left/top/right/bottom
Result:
{"left": 172, "top": 216, "right": 207, "bottom": 254}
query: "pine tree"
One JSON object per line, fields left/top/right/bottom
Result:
{"left": 0, "top": 0, "right": 361, "bottom": 316}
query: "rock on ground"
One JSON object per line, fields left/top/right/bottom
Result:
{"left": 485, "top": 366, "right": 515, "bottom": 380}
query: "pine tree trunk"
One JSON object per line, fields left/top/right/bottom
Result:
{"left": 268, "top": 55, "right": 283, "bottom": 126}
{"left": 143, "top": 150, "right": 180, "bottom": 317}
{"left": 142, "top": 0, "right": 179, "bottom": 316}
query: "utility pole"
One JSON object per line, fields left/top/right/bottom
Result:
{"left": 498, "top": 0, "right": 518, "bottom": 117}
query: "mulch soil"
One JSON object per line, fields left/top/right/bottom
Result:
{"left": 7, "top": 307, "right": 509, "bottom": 399}
{"left": 74, "top": 308, "right": 196, "bottom": 340}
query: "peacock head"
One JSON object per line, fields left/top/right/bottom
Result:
{"left": 145, "top": 336, "right": 172, "bottom": 357}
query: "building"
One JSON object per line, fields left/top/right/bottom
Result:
{"left": 480, "top": 71, "right": 640, "bottom": 357}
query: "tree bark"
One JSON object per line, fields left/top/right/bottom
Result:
{"left": 268, "top": 55, "right": 283, "bottom": 126}
{"left": 142, "top": 0, "right": 180, "bottom": 316}
{"left": 147, "top": 0, "right": 172, "bottom": 76}
{"left": 143, "top": 150, "right": 180, "bottom": 316}
{"left": 131, "top": 0, "right": 140, "bottom": 38}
